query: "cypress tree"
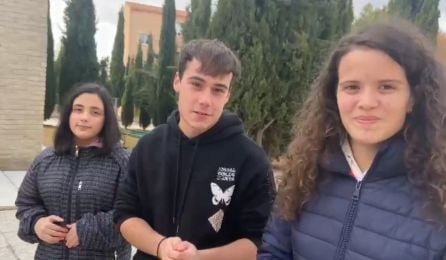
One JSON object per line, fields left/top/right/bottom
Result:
{"left": 353, "top": 3, "right": 388, "bottom": 29}
{"left": 137, "top": 36, "right": 156, "bottom": 129}
{"left": 388, "top": 0, "right": 440, "bottom": 41}
{"left": 209, "top": 0, "right": 353, "bottom": 156}
{"left": 121, "top": 68, "right": 135, "bottom": 128}
{"left": 44, "top": 3, "right": 56, "bottom": 120}
{"left": 134, "top": 43, "right": 144, "bottom": 90}
{"left": 133, "top": 42, "right": 152, "bottom": 129}
{"left": 208, "top": 0, "right": 256, "bottom": 51}
{"left": 110, "top": 8, "right": 126, "bottom": 104}
{"left": 135, "top": 43, "right": 143, "bottom": 70}
{"left": 59, "top": 0, "right": 98, "bottom": 103}
{"left": 335, "top": 0, "right": 353, "bottom": 37}
{"left": 98, "top": 57, "right": 111, "bottom": 92}
{"left": 54, "top": 40, "right": 65, "bottom": 104}
{"left": 144, "top": 34, "right": 155, "bottom": 71}
{"left": 153, "top": 0, "right": 177, "bottom": 125}
{"left": 182, "top": 0, "right": 212, "bottom": 42}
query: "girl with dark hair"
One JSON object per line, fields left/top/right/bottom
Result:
{"left": 258, "top": 21, "right": 446, "bottom": 260}
{"left": 16, "top": 83, "right": 131, "bottom": 259}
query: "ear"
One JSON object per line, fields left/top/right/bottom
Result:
{"left": 224, "top": 90, "right": 231, "bottom": 105}
{"left": 173, "top": 72, "right": 180, "bottom": 93}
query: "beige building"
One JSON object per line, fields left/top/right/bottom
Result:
{"left": 124, "top": 1, "right": 187, "bottom": 65}
{"left": 0, "top": 0, "right": 48, "bottom": 169}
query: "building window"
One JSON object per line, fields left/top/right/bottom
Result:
{"left": 175, "top": 22, "right": 183, "bottom": 36}
{"left": 139, "top": 34, "right": 152, "bottom": 45}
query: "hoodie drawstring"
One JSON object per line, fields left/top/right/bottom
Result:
{"left": 172, "top": 139, "right": 199, "bottom": 235}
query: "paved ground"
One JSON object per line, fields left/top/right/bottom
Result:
{"left": 0, "top": 210, "right": 36, "bottom": 259}
{"left": 0, "top": 171, "right": 137, "bottom": 259}
{"left": 0, "top": 170, "right": 36, "bottom": 259}
{"left": 0, "top": 171, "right": 25, "bottom": 211}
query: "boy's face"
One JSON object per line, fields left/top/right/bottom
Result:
{"left": 174, "top": 58, "right": 232, "bottom": 138}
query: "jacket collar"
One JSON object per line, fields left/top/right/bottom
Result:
{"left": 319, "top": 135, "right": 407, "bottom": 181}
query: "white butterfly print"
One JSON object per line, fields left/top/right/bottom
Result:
{"left": 210, "top": 182, "right": 235, "bottom": 206}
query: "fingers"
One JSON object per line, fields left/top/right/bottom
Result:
{"left": 48, "top": 223, "right": 69, "bottom": 233}
{"left": 47, "top": 215, "right": 64, "bottom": 223}
{"left": 170, "top": 236, "right": 182, "bottom": 246}
{"left": 168, "top": 241, "right": 198, "bottom": 260}
{"left": 65, "top": 224, "right": 79, "bottom": 249}
{"left": 174, "top": 241, "right": 190, "bottom": 252}
{"left": 35, "top": 215, "right": 68, "bottom": 244}
{"left": 46, "top": 228, "right": 68, "bottom": 238}
{"left": 159, "top": 237, "right": 199, "bottom": 260}
{"left": 43, "top": 215, "right": 69, "bottom": 233}
{"left": 66, "top": 234, "right": 78, "bottom": 248}
{"left": 159, "top": 236, "right": 182, "bottom": 259}
{"left": 42, "top": 234, "right": 64, "bottom": 244}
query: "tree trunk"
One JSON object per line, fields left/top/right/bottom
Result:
{"left": 255, "top": 119, "right": 275, "bottom": 146}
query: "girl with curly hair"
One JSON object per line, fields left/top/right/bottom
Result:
{"left": 259, "top": 20, "right": 446, "bottom": 260}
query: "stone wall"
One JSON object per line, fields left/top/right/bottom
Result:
{"left": 0, "top": 0, "right": 48, "bottom": 170}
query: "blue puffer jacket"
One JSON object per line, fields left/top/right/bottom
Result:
{"left": 258, "top": 137, "right": 446, "bottom": 260}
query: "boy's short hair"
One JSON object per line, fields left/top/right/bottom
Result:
{"left": 178, "top": 39, "right": 241, "bottom": 86}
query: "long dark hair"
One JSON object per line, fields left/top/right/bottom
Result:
{"left": 54, "top": 83, "right": 121, "bottom": 155}
{"left": 277, "top": 20, "right": 446, "bottom": 220}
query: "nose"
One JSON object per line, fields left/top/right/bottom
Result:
{"left": 198, "top": 88, "right": 211, "bottom": 107}
{"left": 358, "top": 88, "right": 379, "bottom": 110}
{"left": 79, "top": 111, "right": 89, "bottom": 121}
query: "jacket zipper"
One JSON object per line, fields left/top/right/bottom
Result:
{"left": 333, "top": 141, "right": 392, "bottom": 260}
{"left": 75, "top": 180, "right": 82, "bottom": 221}
{"left": 334, "top": 181, "right": 363, "bottom": 260}
{"left": 64, "top": 145, "right": 80, "bottom": 260}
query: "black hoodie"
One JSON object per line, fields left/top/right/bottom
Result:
{"left": 114, "top": 110, "right": 275, "bottom": 260}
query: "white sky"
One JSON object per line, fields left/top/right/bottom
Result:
{"left": 49, "top": 0, "right": 446, "bottom": 60}
{"left": 50, "top": 0, "right": 191, "bottom": 59}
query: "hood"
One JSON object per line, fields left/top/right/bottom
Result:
{"left": 167, "top": 110, "right": 244, "bottom": 144}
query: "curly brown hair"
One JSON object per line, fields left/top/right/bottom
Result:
{"left": 277, "top": 20, "right": 446, "bottom": 221}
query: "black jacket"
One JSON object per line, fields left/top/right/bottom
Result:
{"left": 114, "top": 110, "right": 275, "bottom": 260}
{"left": 16, "top": 146, "right": 131, "bottom": 260}
{"left": 258, "top": 136, "right": 446, "bottom": 260}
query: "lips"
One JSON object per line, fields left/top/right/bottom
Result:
{"left": 194, "top": 111, "right": 210, "bottom": 116}
{"left": 355, "top": 116, "right": 379, "bottom": 124}
{"left": 77, "top": 125, "right": 91, "bottom": 130}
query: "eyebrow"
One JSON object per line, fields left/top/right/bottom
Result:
{"left": 378, "top": 79, "right": 403, "bottom": 84}
{"left": 338, "top": 80, "right": 359, "bottom": 86}
{"left": 188, "top": 76, "right": 229, "bottom": 90}
{"left": 339, "top": 79, "right": 403, "bottom": 85}
{"left": 73, "top": 104, "right": 103, "bottom": 111}
{"left": 188, "top": 76, "right": 205, "bottom": 82}
{"left": 214, "top": 84, "right": 229, "bottom": 90}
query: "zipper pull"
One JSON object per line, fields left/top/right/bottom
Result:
{"left": 176, "top": 224, "right": 179, "bottom": 235}
{"left": 75, "top": 145, "right": 79, "bottom": 158}
{"left": 78, "top": 181, "right": 82, "bottom": 191}
{"left": 352, "top": 181, "right": 362, "bottom": 200}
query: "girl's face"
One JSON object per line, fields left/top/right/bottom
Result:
{"left": 336, "top": 48, "right": 413, "bottom": 150}
{"left": 69, "top": 93, "right": 105, "bottom": 147}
